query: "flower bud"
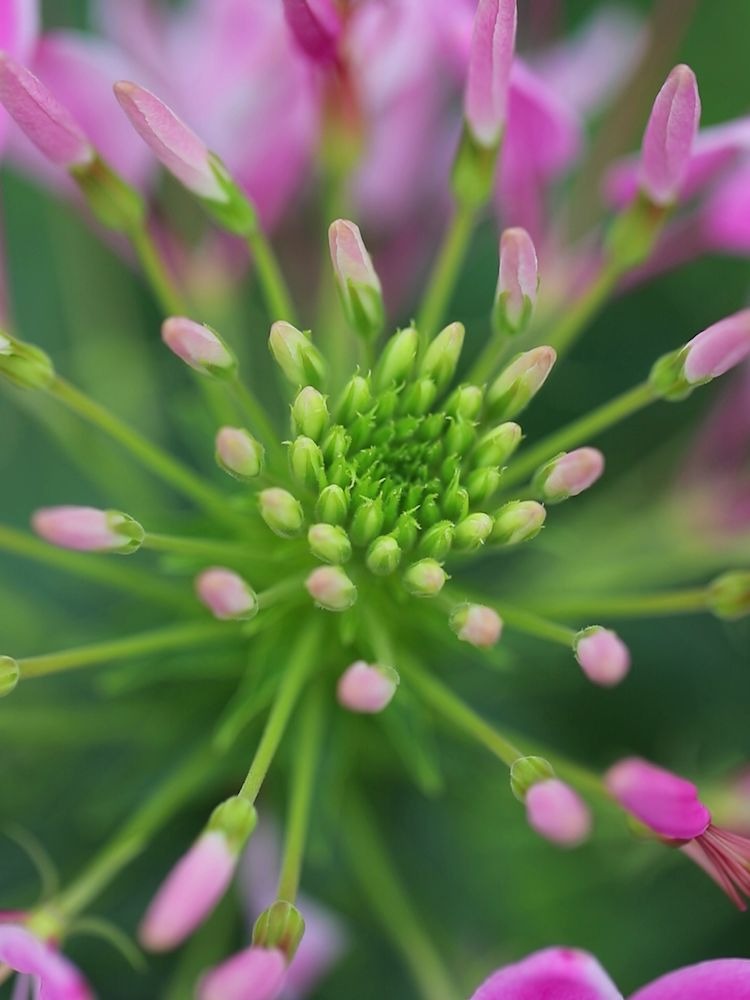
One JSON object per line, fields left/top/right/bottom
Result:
{"left": 283, "top": 0, "right": 342, "bottom": 63}
{"left": 207, "top": 796, "right": 258, "bottom": 848}
{"left": 510, "top": 756, "right": 556, "bottom": 801}
{"left": 315, "top": 484, "right": 349, "bottom": 525}
{"left": 465, "top": 466, "right": 502, "bottom": 504}
{"left": 258, "top": 489, "right": 304, "bottom": 537}
{"left": 306, "top": 566, "right": 357, "bottom": 611}
{"left": 162, "top": 317, "right": 236, "bottom": 378}
{"left": 534, "top": 448, "right": 604, "bottom": 503}
{"left": 308, "top": 523, "right": 352, "bottom": 564}
{"left": 574, "top": 627, "right": 630, "bottom": 687}
{"left": 197, "top": 946, "right": 286, "bottom": 1000}
{"left": 349, "top": 497, "right": 384, "bottom": 547}
{"left": 403, "top": 559, "right": 448, "bottom": 598}
{"left": 494, "top": 227, "right": 538, "bottom": 335}
{"left": 394, "top": 512, "right": 419, "bottom": 552}
{"left": 464, "top": 0, "right": 517, "bottom": 148}
{"left": 328, "top": 220, "right": 384, "bottom": 340}
{"left": 292, "top": 386, "right": 329, "bottom": 441}
{"left": 400, "top": 378, "right": 437, "bottom": 417}
{"left": 269, "top": 322, "right": 325, "bottom": 388}
{"left": 418, "top": 520, "right": 455, "bottom": 561}
{"left": 473, "top": 422, "right": 522, "bottom": 468}
{"left": 253, "top": 900, "right": 306, "bottom": 961}
{"left": 525, "top": 779, "right": 592, "bottom": 847}
{"left": 215, "top": 427, "right": 264, "bottom": 480}
{"left": 445, "top": 417, "right": 477, "bottom": 455}
{"left": 289, "top": 436, "right": 325, "bottom": 491}
{"left": 420, "top": 322, "right": 465, "bottom": 390}
{"left": 336, "top": 374, "right": 373, "bottom": 425}
{"left": 374, "top": 327, "right": 419, "bottom": 390}
{"left": 486, "top": 346, "right": 556, "bottom": 419}
{"left": 32, "top": 506, "right": 144, "bottom": 554}
{"left": 196, "top": 568, "right": 258, "bottom": 621}
{"left": 0, "top": 55, "right": 94, "bottom": 168}
{"left": 442, "top": 474, "right": 470, "bottom": 523}
{"left": 708, "top": 571, "right": 750, "bottom": 620}
{"left": 491, "top": 500, "right": 546, "bottom": 545}
{"left": 0, "top": 656, "right": 19, "bottom": 698}
{"left": 639, "top": 65, "right": 700, "bottom": 207}
{"left": 453, "top": 512, "right": 493, "bottom": 551}
{"left": 366, "top": 535, "right": 402, "bottom": 575}
{"left": 320, "top": 425, "right": 350, "bottom": 465}
{"left": 337, "top": 660, "right": 399, "bottom": 714}
{"left": 0, "top": 331, "right": 55, "bottom": 389}
{"left": 450, "top": 604, "right": 503, "bottom": 648}
{"left": 445, "top": 384, "right": 484, "bottom": 420}
{"left": 682, "top": 310, "right": 750, "bottom": 386}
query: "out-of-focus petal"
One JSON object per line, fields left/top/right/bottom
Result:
{"left": 630, "top": 960, "right": 750, "bottom": 1000}
{"left": 470, "top": 947, "right": 623, "bottom": 1000}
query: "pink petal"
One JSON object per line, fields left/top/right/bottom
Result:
{"left": 639, "top": 65, "right": 700, "bottom": 205}
{"left": 198, "top": 946, "right": 286, "bottom": 1000}
{"left": 683, "top": 310, "right": 750, "bottom": 383}
{"left": 196, "top": 567, "right": 256, "bottom": 620}
{"left": 605, "top": 757, "right": 711, "bottom": 840}
{"left": 465, "top": 0, "right": 517, "bottom": 146}
{"left": 0, "top": 925, "right": 91, "bottom": 1000}
{"left": 526, "top": 779, "right": 592, "bottom": 847}
{"left": 337, "top": 661, "right": 398, "bottom": 714}
{"left": 282, "top": 0, "right": 341, "bottom": 63}
{"left": 630, "top": 960, "right": 750, "bottom": 1000}
{"left": 470, "top": 946, "right": 623, "bottom": 999}
{"left": 31, "top": 506, "right": 127, "bottom": 552}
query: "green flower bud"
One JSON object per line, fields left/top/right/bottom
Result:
{"left": 289, "top": 436, "right": 325, "bottom": 491}
{"left": 394, "top": 512, "right": 419, "bottom": 552}
{"left": 349, "top": 412, "right": 375, "bottom": 450}
{"left": 420, "top": 494, "right": 442, "bottom": 528}
{"left": 350, "top": 497, "right": 385, "bottom": 547}
{"left": 72, "top": 155, "right": 146, "bottom": 232}
{"left": 442, "top": 474, "right": 470, "bottom": 522}
{"left": 486, "top": 346, "right": 556, "bottom": 419}
{"left": 445, "top": 384, "right": 483, "bottom": 420}
{"left": 366, "top": 535, "right": 402, "bottom": 575}
{"left": 491, "top": 500, "right": 546, "bottom": 545}
{"left": 259, "top": 488, "right": 304, "bottom": 537}
{"left": 403, "top": 559, "right": 448, "bottom": 598}
{"left": 327, "top": 457, "right": 351, "bottom": 488}
{"left": 0, "top": 656, "right": 19, "bottom": 698}
{"left": 420, "top": 322, "right": 465, "bottom": 389}
{"left": 215, "top": 426, "right": 264, "bottom": 480}
{"left": 708, "top": 571, "right": 750, "bottom": 620}
{"left": 453, "top": 512, "right": 493, "bottom": 551}
{"left": 375, "top": 387, "right": 401, "bottom": 421}
{"left": 419, "top": 412, "right": 445, "bottom": 441}
{"left": 374, "top": 326, "right": 419, "bottom": 390}
{"left": 452, "top": 126, "right": 498, "bottom": 207}
{"left": 510, "top": 756, "right": 556, "bottom": 802}
{"left": 336, "top": 374, "right": 373, "bottom": 425}
{"left": 465, "top": 466, "right": 502, "bottom": 504}
{"left": 382, "top": 486, "right": 404, "bottom": 528}
{"left": 320, "top": 425, "right": 350, "bottom": 465}
{"left": 417, "top": 520, "right": 454, "bottom": 560}
{"left": 253, "top": 900, "right": 305, "bottom": 962}
{"left": 306, "top": 565, "right": 358, "bottom": 611}
{"left": 269, "top": 321, "right": 325, "bottom": 388}
{"left": 400, "top": 378, "right": 437, "bottom": 417}
{"left": 207, "top": 795, "right": 258, "bottom": 852}
{"left": 445, "top": 417, "right": 477, "bottom": 455}
{"left": 316, "top": 485, "right": 349, "bottom": 525}
{"left": 292, "top": 386, "right": 329, "bottom": 441}
{"left": 648, "top": 347, "right": 691, "bottom": 401}
{"left": 329, "top": 219, "right": 384, "bottom": 340}
{"left": 308, "top": 523, "right": 352, "bottom": 564}
{"left": 473, "top": 422, "right": 522, "bottom": 468}
{"left": 0, "top": 331, "right": 55, "bottom": 389}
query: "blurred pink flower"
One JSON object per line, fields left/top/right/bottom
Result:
{"left": 0, "top": 923, "right": 92, "bottom": 1000}
{"left": 0, "top": 0, "right": 39, "bottom": 153}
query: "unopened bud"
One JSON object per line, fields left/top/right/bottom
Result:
{"left": 308, "top": 523, "right": 352, "bottom": 564}
{"left": 418, "top": 520, "right": 455, "bottom": 561}
{"left": 445, "top": 417, "right": 477, "bottom": 455}
{"left": 450, "top": 603, "right": 503, "bottom": 648}
{"left": 350, "top": 497, "right": 384, "bottom": 547}
{"left": 574, "top": 627, "right": 630, "bottom": 687}
{"left": 403, "top": 559, "right": 448, "bottom": 597}
{"left": 337, "top": 660, "right": 399, "bottom": 714}
{"left": 708, "top": 571, "right": 750, "bottom": 620}
{"left": 0, "top": 657, "right": 19, "bottom": 698}
{"left": 258, "top": 488, "right": 304, "bottom": 537}
{"left": 252, "top": 900, "right": 305, "bottom": 962}
{"left": 329, "top": 220, "right": 384, "bottom": 340}
{"left": 366, "top": 535, "right": 402, "bottom": 575}
{"left": 442, "top": 474, "right": 470, "bottom": 523}
{"left": 534, "top": 448, "right": 604, "bottom": 503}
{"left": 445, "top": 384, "right": 484, "bottom": 420}
{"left": 486, "top": 346, "right": 556, "bottom": 419}
{"left": 491, "top": 500, "right": 546, "bottom": 545}
{"left": 289, "top": 435, "right": 325, "bottom": 491}
{"left": 473, "top": 422, "right": 522, "bottom": 468}
{"left": 420, "top": 322, "right": 465, "bottom": 390}
{"left": 453, "top": 512, "right": 493, "bottom": 551}
{"left": 394, "top": 512, "right": 419, "bottom": 552}
{"left": 336, "top": 374, "right": 372, "bottom": 425}
{"left": 32, "top": 506, "right": 144, "bottom": 554}
{"left": 320, "top": 425, "right": 350, "bottom": 465}
{"left": 269, "top": 322, "right": 325, "bottom": 388}
{"left": 215, "top": 427, "right": 264, "bottom": 480}
{"left": 196, "top": 568, "right": 258, "bottom": 621}
{"left": 400, "top": 378, "right": 437, "bottom": 417}
{"left": 494, "top": 227, "right": 538, "bottom": 335}
{"left": 525, "top": 778, "right": 592, "bottom": 847}
{"left": 464, "top": 0, "right": 517, "bottom": 149}
{"left": 0, "top": 331, "right": 55, "bottom": 389}
{"left": 162, "top": 317, "right": 235, "bottom": 378}
{"left": 292, "top": 386, "right": 329, "bottom": 441}
{"left": 639, "top": 65, "right": 700, "bottom": 207}
{"left": 315, "top": 484, "right": 349, "bottom": 525}
{"left": 207, "top": 796, "right": 258, "bottom": 852}
{"left": 465, "top": 466, "right": 502, "bottom": 504}
{"left": 374, "top": 327, "right": 419, "bottom": 390}
{"left": 305, "top": 565, "right": 357, "bottom": 611}
{"left": 510, "top": 756, "right": 556, "bottom": 801}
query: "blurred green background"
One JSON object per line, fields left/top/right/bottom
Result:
{"left": 1, "top": 1, "right": 750, "bottom": 997}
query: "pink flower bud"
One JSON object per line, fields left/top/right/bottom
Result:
{"left": 0, "top": 54, "right": 93, "bottom": 168}
{"left": 683, "top": 309, "right": 750, "bottom": 384}
{"left": 283, "top": 0, "right": 342, "bottom": 64}
{"left": 605, "top": 757, "right": 711, "bottom": 840}
{"left": 337, "top": 660, "right": 399, "bottom": 714}
{"left": 215, "top": 426, "right": 265, "bottom": 480}
{"left": 639, "top": 64, "right": 700, "bottom": 206}
{"left": 196, "top": 568, "right": 258, "bottom": 621}
{"left": 32, "top": 505, "right": 144, "bottom": 553}
{"left": 305, "top": 565, "right": 357, "bottom": 611}
{"left": 574, "top": 628, "right": 630, "bottom": 687}
{"left": 114, "top": 81, "right": 227, "bottom": 202}
{"left": 465, "top": 0, "right": 518, "bottom": 147}
{"left": 198, "top": 946, "right": 287, "bottom": 1000}
{"left": 328, "top": 220, "right": 384, "bottom": 339}
{"left": 450, "top": 604, "right": 503, "bottom": 648}
{"left": 495, "top": 228, "right": 538, "bottom": 334}
{"left": 525, "top": 779, "right": 591, "bottom": 847}
{"left": 139, "top": 831, "right": 237, "bottom": 951}
{"left": 470, "top": 947, "right": 622, "bottom": 1000}
{"left": 536, "top": 448, "right": 605, "bottom": 503}
{"left": 162, "top": 316, "right": 235, "bottom": 377}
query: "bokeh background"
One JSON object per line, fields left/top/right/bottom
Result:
{"left": 1, "top": 1, "right": 750, "bottom": 996}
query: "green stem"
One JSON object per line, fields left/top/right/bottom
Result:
{"left": 231, "top": 378, "right": 286, "bottom": 471}
{"left": 468, "top": 326, "right": 512, "bottom": 386}
{"left": 18, "top": 621, "right": 239, "bottom": 679}
{"left": 129, "top": 224, "right": 187, "bottom": 316}
{"left": 528, "top": 588, "right": 710, "bottom": 621}
{"left": 501, "top": 381, "right": 656, "bottom": 491}
{"left": 143, "top": 532, "right": 254, "bottom": 561}
{"left": 345, "top": 793, "right": 459, "bottom": 1000}
{"left": 543, "top": 261, "right": 621, "bottom": 356}
{"left": 441, "top": 589, "right": 575, "bottom": 646}
{"left": 246, "top": 229, "right": 297, "bottom": 324}
{"left": 47, "top": 377, "right": 243, "bottom": 531}
{"left": 416, "top": 204, "right": 477, "bottom": 343}
{"left": 238, "top": 621, "right": 321, "bottom": 803}
{"left": 276, "top": 686, "right": 325, "bottom": 902}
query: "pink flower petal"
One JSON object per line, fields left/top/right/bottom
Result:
{"left": 470, "top": 946, "right": 622, "bottom": 999}
{"left": 639, "top": 65, "right": 700, "bottom": 205}
{"left": 198, "top": 946, "right": 286, "bottom": 1000}
{"left": 683, "top": 310, "right": 750, "bottom": 384}
{"left": 526, "top": 780, "right": 592, "bottom": 847}
{"left": 605, "top": 757, "right": 711, "bottom": 840}
{"left": 465, "top": 0, "right": 517, "bottom": 147}
{"left": 0, "top": 925, "right": 91, "bottom": 1000}
{"left": 630, "top": 959, "right": 750, "bottom": 1000}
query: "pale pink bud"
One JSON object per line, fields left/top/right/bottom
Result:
{"left": 0, "top": 54, "right": 93, "bottom": 168}
{"left": 328, "top": 220, "right": 384, "bottom": 339}
{"left": 215, "top": 426, "right": 265, "bottom": 480}
{"left": 450, "top": 604, "right": 503, "bottom": 648}
{"left": 196, "top": 568, "right": 258, "bottom": 621}
{"left": 495, "top": 228, "right": 538, "bottom": 334}
{"left": 114, "top": 81, "right": 227, "bottom": 202}
{"left": 526, "top": 779, "right": 592, "bottom": 846}
{"left": 337, "top": 661, "right": 399, "bottom": 714}
{"left": 283, "top": 0, "right": 342, "bottom": 63}
{"left": 305, "top": 565, "right": 357, "bottom": 611}
{"left": 575, "top": 627, "right": 630, "bottom": 687}
{"left": 198, "top": 946, "right": 287, "bottom": 1000}
{"left": 465, "top": 0, "right": 518, "bottom": 147}
{"left": 162, "top": 316, "right": 235, "bottom": 377}
{"left": 536, "top": 448, "right": 605, "bottom": 503}
{"left": 639, "top": 64, "right": 700, "bottom": 206}
{"left": 683, "top": 309, "right": 750, "bottom": 384}
{"left": 32, "top": 505, "right": 143, "bottom": 553}
{"left": 139, "top": 831, "right": 237, "bottom": 951}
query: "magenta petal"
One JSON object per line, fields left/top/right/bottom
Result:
{"left": 630, "top": 960, "right": 750, "bottom": 1000}
{"left": 683, "top": 310, "right": 750, "bottom": 383}
{"left": 605, "top": 757, "right": 711, "bottom": 840}
{"left": 639, "top": 64, "right": 700, "bottom": 205}
{"left": 0, "top": 925, "right": 91, "bottom": 1000}
{"left": 198, "top": 946, "right": 286, "bottom": 1000}
{"left": 465, "top": 0, "right": 517, "bottom": 147}
{"left": 471, "top": 947, "right": 623, "bottom": 1000}
{"left": 282, "top": 0, "right": 341, "bottom": 63}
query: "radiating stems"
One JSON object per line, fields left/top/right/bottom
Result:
{"left": 245, "top": 228, "right": 297, "bottom": 325}
{"left": 468, "top": 326, "right": 511, "bottom": 385}
{"left": 238, "top": 621, "right": 321, "bottom": 803}
{"left": 345, "top": 793, "right": 459, "bottom": 1000}
{"left": 528, "top": 587, "right": 710, "bottom": 620}
{"left": 416, "top": 204, "right": 477, "bottom": 344}
{"left": 501, "top": 381, "right": 657, "bottom": 491}
{"left": 129, "top": 223, "right": 187, "bottom": 316}
{"left": 543, "top": 261, "right": 621, "bottom": 356}
{"left": 143, "top": 532, "right": 253, "bottom": 561}
{"left": 276, "top": 686, "right": 325, "bottom": 902}
{"left": 441, "top": 589, "right": 575, "bottom": 647}
{"left": 47, "top": 376, "right": 243, "bottom": 531}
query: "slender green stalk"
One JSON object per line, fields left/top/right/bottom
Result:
{"left": 416, "top": 204, "right": 477, "bottom": 343}
{"left": 238, "top": 621, "right": 321, "bottom": 802}
{"left": 468, "top": 326, "right": 512, "bottom": 386}
{"left": 501, "top": 381, "right": 657, "bottom": 491}
{"left": 345, "top": 793, "right": 459, "bottom": 1000}
{"left": 129, "top": 224, "right": 187, "bottom": 316}
{"left": 276, "top": 686, "right": 325, "bottom": 902}
{"left": 47, "top": 377, "right": 244, "bottom": 531}
{"left": 528, "top": 587, "right": 710, "bottom": 620}
{"left": 230, "top": 378, "right": 283, "bottom": 461}
{"left": 143, "top": 532, "right": 254, "bottom": 561}
{"left": 543, "top": 261, "right": 621, "bottom": 356}
{"left": 441, "top": 589, "right": 575, "bottom": 646}
{"left": 246, "top": 228, "right": 297, "bottom": 324}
